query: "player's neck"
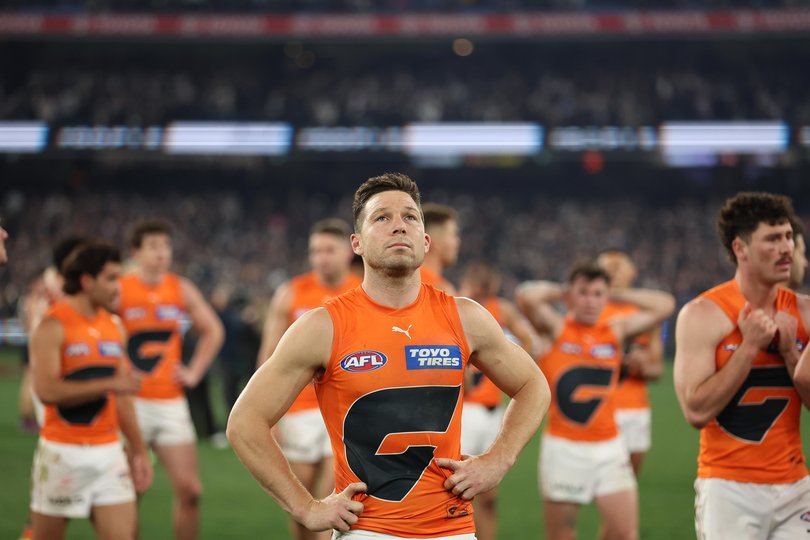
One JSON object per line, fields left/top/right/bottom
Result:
{"left": 317, "top": 270, "right": 346, "bottom": 289}
{"left": 735, "top": 271, "right": 779, "bottom": 311}
{"left": 361, "top": 270, "right": 421, "bottom": 308}
{"left": 66, "top": 294, "right": 97, "bottom": 319}
{"left": 137, "top": 267, "right": 165, "bottom": 285}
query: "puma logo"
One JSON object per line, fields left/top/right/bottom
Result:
{"left": 391, "top": 324, "right": 412, "bottom": 339}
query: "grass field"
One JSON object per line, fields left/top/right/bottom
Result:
{"left": 0, "top": 345, "right": 717, "bottom": 539}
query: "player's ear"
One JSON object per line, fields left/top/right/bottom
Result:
{"left": 351, "top": 233, "right": 363, "bottom": 256}
{"left": 731, "top": 236, "right": 747, "bottom": 262}
{"left": 424, "top": 233, "right": 431, "bottom": 254}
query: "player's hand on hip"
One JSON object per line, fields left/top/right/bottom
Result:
{"left": 436, "top": 454, "right": 505, "bottom": 500}
{"left": 738, "top": 303, "right": 778, "bottom": 350}
{"left": 129, "top": 450, "right": 154, "bottom": 494}
{"left": 174, "top": 365, "right": 201, "bottom": 388}
{"left": 301, "top": 482, "right": 366, "bottom": 532}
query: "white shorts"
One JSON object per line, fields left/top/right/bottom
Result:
{"left": 461, "top": 403, "right": 504, "bottom": 456}
{"left": 615, "top": 408, "right": 651, "bottom": 453}
{"left": 30, "top": 439, "right": 135, "bottom": 518}
{"left": 695, "top": 476, "right": 810, "bottom": 540}
{"left": 334, "top": 531, "right": 476, "bottom": 540}
{"left": 278, "top": 408, "right": 332, "bottom": 464}
{"left": 539, "top": 434, "right": 636, "bottom": 504}
{"left": 134, "top": 397, "right": 197, "bottom": 447}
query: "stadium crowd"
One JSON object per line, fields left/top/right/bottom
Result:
{"left": 0, "top": 185, "right": 763, "bottom": 320}
{"left": 5, "top": 0, "right": 810, "bottom": 12}
{"left": 2, "top": 41, "right": 808, "bottom": 126}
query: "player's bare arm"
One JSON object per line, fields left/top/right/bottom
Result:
{"left": 674, "top": 298, "right": 774, "bottom": 428}
{"left": 623, "top": 325, "right": 665, "bottom": 381}
{"left": 178, "top": 277, "right": 225, "bottom": 388}
{"left": 256, "top": 281, "right": 293, "bottom": 368}
{"left": 783, "top": 295, "right": 810, "bottom": 408}
{"left": 609, "top": 287, "right": 675, "bottom": 343}
{"left": 514, "top": 280, "right": 566, "bottom": 338}
{"left": 112, "top": 317, "right": 153, "bottom": 494}
{"left": 498, "top": 298, "right": 540, "bottom": 354}
{"left": 32, "top": 316, "right": 141, "bottom": 407}
{"left": 227, "top": 308, "right": 365, "bottom": 533}
{"left": 437, "top": 298, "right": 550, "bottom": 500}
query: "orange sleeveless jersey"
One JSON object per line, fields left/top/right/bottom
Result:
{"left": 540, "top": 316, "right": 621, "bottom": 442}
{"left": 464, "top": 297, "right": 503, "bottom": 408}
{"left": 697, "top": 280, "right": 808, "bottom": 484}
{"left": 599, "top": 302, "right": 653, "bottom": 410}
{"left": 118, "top": 272, "right": 186, "bottom": 400}
{"left": 317, "top": 284, "right": 475, "bottom": 537}
{"left": 287, "top": 272, "right": 361, "bottom": 414}
{"left": 40, "top": 301, "right": 124, "bottom": 445}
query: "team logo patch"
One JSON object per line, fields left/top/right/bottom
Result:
{"left": 445, "top": 501, "right": 471, "bottom": 519}
{"left": 123, "top": 307, "right": 146, "bottom": 320}
{"left": 98, "top": 341, "right": 123, "bottom": 357}
{"left": 65, "top": 342, "right": 91, "bottom": 357}
{"left": 340, "top": 351, "right": 388, "bottom": 372}
{"left": 797, "top": 339, "right": 805, "bottom": 352}
{"left": 155, "top": 305, "right": 182, "bottom": 320}
{"left": 590, "top": 344, "right": 616, "bottom": 359}
{"left": 560, "top": 342, "right": 582, "bottom": 355}
{"left": 723, "top": 343, "right": 739, "bottom": 352}
{"left": 801, "top": 511, "right": 810, "bottom": 523}
{"left": 405, "top": 346, "right": 462, "bottom": 370}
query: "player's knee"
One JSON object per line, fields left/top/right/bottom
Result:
{"left": 176, "top": 477, "right": 203, "bottom": 507}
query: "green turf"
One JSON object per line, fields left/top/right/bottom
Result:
{"left": 0, "top": 345, "right": 785, "bottom": 539}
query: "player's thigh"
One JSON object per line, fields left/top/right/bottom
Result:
{"left": 31, "top": 513, "right": 69, "bottom": 540}
{"left": 595, "top": 489, "right": 638, "bottom": 540}
{"left": 90, "top": 501, "right": 137, "bottom": 540}
{"left": 153, "top": 442, "right": 201, "bottom": 494}
{"left": 695, "top": 478, "right": 770, "bottom": 540}
{"left": 771, "top": 476, "right": 810, "bottom": 540}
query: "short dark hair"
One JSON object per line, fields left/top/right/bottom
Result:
{"left": 129, "top": 219, "right": 173, "bottom": 249}
{"left": 52, "top": 236, "right": 89, "bottom": 275}
{"left": 310, "top": 218, "right": 351, "bottom": 238}
{"left": 717, "top": 192, "right": 797, "bottom": 264}
{"left": 352, "top": 172, "right": 422, "bottom": 232}
{"left": 422, "top": 203, "right": 457, "bottom": 231}
{"left": 62, "top": 242, "right": 121, "bottom": 295}
{"left": 568, "top": 261, "right": 611, "bottom": 286}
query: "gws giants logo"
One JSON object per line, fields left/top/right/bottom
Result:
{"left": 340, "top": 350, "right": 388, "bottom": 373}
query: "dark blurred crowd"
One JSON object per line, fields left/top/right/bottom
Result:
{"left": 0, "top": 185, "right": 747, "bottom": 320}
{"left": 5, "top": 0, "right": 809, "bottom": 12}
{"left": 2, "top": 40, "right": 809, "bottom": 127}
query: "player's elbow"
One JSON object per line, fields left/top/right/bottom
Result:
{"left": 682, "top": 406, "right": 711, "bottom": 430}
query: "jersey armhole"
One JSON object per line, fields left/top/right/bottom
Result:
{"left": 316, "top": 303, "right": 341, "bottom": 386}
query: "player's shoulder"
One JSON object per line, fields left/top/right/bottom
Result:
{"left": 678, "top": 295, "right": 728, "bottom": 322}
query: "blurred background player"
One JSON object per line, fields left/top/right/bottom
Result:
{"left": 256, "top": 217, "right": 360, "bottom": 540}
{"left": 118, "top": 219, "right": 224, "bottom": 540}
{"left": 421, "top": 202, "right": 459, "bottom": 295}
{"left": 597, "top": 249, "right": 664, "bottom": 476}
{"left": 457, "top": 260, "right": 544, "bottom": 540}
{"left": 29, "top": 242, "right": 152, "bottom": 540}
{"left": 517, "top": 263, "right": 674, "bottom": 540}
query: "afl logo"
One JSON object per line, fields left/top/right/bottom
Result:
{"left": 340, "top": 351, "right": 388, "bottom": 372}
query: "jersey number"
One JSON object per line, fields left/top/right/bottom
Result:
{"left": 556, "top": 366, "right": 614, "bottom": 425}
{"left": 58, "top": 366, "right": 116, "bottom": 424}
{"left": 127, "top": 330, "right": 173, "bottom": 373}
{"left": 716, "top": 366, "right": 793, "bottom": 443}
{"left": 343, "top": 386, "right": 461, "bottom": 502}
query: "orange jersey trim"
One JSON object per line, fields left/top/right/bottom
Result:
{"left": 317, "top": 284, "right": 475, "bottom": 537}
{"left": 40, "top": 301, "right": 123, "bottom": 445}
{"left": 696, "top": 280, "right": 808, "bottom": 484}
